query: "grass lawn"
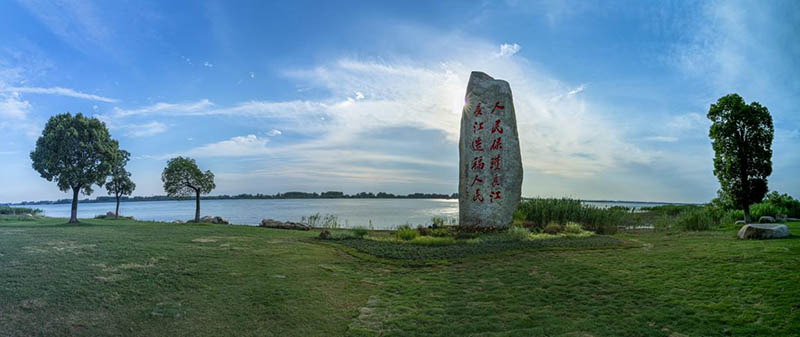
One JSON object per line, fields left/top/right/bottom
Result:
{"left": 1, "top": 217, "right": 798, "bottom": 336}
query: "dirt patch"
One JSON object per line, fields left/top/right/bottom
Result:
{"left": 191, "top": 238, "right": 217, "bottom": 243}
{"left": 24, "top": 241, "right": 96, "bottom": 254}
{"left": 20, "top": 299, "right": 46, "bottom": 311}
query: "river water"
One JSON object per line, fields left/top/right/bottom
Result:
{"left": 22, "top": 199, "right": 669, "bottom": 229}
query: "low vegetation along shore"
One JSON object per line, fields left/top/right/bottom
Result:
{"left": 1, "top": 199, "right": 798, "bottom": 336}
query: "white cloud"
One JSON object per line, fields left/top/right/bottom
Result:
{"left": 266, "top": 129, "right": 282, "bottom": 136}
{"left": 497, "top": 43, "right": 521, "bottom": 57}
{"left": 645, "top": 136, "right": 679, "bottom": 143}
{"left": 126, "top": 121, "right": 168, "bottom": 137}
{"left": 3, "top": 86, "right": 117, "bottom": 103}
{"left": 249, "top": 72, "right": 255, "bottom": 79}
{"left": 111, "top": 99, "right": 213, "bottom": 117}
{"left": 203, "top": 61, "right": 213, "bottom": 68}
{"left": 186, "top": 134, "right": 269, "bottom": 157}
{"left": 667, "top": 113, "right": 708, "bottom": 131}
{"left": 0, "top": 92, "right": 31, "bottom": 119}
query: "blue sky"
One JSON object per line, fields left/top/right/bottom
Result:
{"left": 1, "top": 0, "right": 798, "bottom": 203}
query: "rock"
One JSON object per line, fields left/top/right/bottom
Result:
{"left": 259, "top": 218, "right": 310, "bottom": 231}
{"left": 734, "top": 220, "right": 746, "bottom": 225}
{"left": 759, "top": 216, "right": 775, "bottom": 223}
{"left": 194, "top": 216, "right": 230, "bottom": 224}
{"left": 777, "top": 214, "right": 788, "bottom": 222}
{"left": 23, "top": 213, "right": 33, "bottom": 217}
{"left": 788, "top": 218, "right": 800, "bottom": 222}
{"left": 458, "top": 71, "right": 523, "bottom": 227}
{"left": 319, "top": 230, "right": 331, "bottom": 239}
{"left": 106, "top": 211, "right": 116, "bottom": 217}
{"left": 737, "top": 224, "right": 791, "bottom": 240}
{"left": 172, "top": 220, "right": 185, "bottom": 224}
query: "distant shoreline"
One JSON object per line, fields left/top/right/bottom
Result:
{"left": 7, "top": 194, "right": 700, "bottom": 207}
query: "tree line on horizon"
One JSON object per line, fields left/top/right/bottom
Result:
{"left": 25, "top": 93, "right": 778, "bottom": 225}
{"left": 12, "top": 191, "right": 460, "bottom": 206}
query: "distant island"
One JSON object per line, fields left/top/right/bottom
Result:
{"left": 8, "top": 191, "right": 460, "bottom": 206}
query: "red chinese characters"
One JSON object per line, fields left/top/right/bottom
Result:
{"left": 491, "top": 119, "right": 503, "bottom": 134}
{"left": 472, "top": 188, "right": 484, "bottom": 202}
{"left": 471, "top": 137, "right": 484, "bottom": 151}
{"left": 490, "top": 137, "right": 502, "bottom": 151}
{"left": 474, "top": 103, "right": 483, "bottom": 116}
{"left": 491, "top": 175, "right": 500, "bottom": 187}
{"left": 471, "top": 156, "right": 485, "bottom": 170}
{"left": 473, "top": 121, "right": 484, "bottom": 133}
{"left": 489, "top": 190, "right": 501, "bottom": 203}
{"left": 470, "top": 175, "right": 483, "bottom": 187}
{"left": 490, "top": 154, "right": 501, "bottom": 171}
{"left": 490, "top": 101, "right": 504, "bottom": 115}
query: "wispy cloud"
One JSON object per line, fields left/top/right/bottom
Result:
{"left": 16, "top": 0, "right": 112, "bottom": 52}
{"left": 0, "top": 92, "right": 31, "bottom": 119}
{"left": 496, "top": 43, "right": 521, "bottom": 57}
{"left": 3, "top": 86, "right": 117, "bottom": 102}
{"left": 266, "top": 129, "right": 282, "bottom": 136}
{"left": 186, "top": 134, "right": 270, "bottom": 157}
{"left": 126, "top": 121, "right": 168, "bottom": 137}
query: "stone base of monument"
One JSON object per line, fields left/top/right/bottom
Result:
{"left": 737, "top": 224, "right": 791, "bottom": 240}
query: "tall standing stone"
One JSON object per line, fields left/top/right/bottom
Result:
{"left": 459, "top": 71, "right": 523, "bottom": 227}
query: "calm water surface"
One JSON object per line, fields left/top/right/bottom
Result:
{"left": 24, "top": 199, "right": 671, "bottom": 229}
{"left": 28, "top": 199, "right": 460, "bottom": 229}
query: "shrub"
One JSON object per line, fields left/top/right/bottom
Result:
{"left": 410, "top": 236, "right": 455, "bottom": 246}
{"left": 431, "top": 216, "right": 446, "bottom": 228}
{"left": 676, "top": 208, "right": 714, "bottom": 231}
{"left": 720, "top": 209, "right": 744, "bottom": 225}
{"left": 0, "top": 206, "right": 42, "bottom": 215}
{"left": 764, "top": 191, "right": 800, "bottom": 218}
{"left": 749, "top": 202, "right": 788, "bottom": 220}
{"left": 652, "top": 215, "right": 674, "bottom": 231}
{"left": 427, "top": 227, "right": 451, "bottom": 237}
{"left": 543, "top": 222, "right": 562, "bottom": 235}
{"left": 515, "top": 198, "right": 624, "bottom": 234}
{"left": 563, "top": 222, "right": 582, "bottom": 234}
{"left": 395, "top": 225, "right": 419, "bottom": 241}
{"left": 351, "top": 226, "right": 369, "bottom": 238}
{"left": 505, "top": 225, "right": 531, "bottom": 241}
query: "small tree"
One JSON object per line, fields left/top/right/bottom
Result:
{"left": 162, "top": 156, "right": 215, "bottom": 222}
{"left": 30, "top": 113, "right": 118, "bottom": 223}
{"left": 708, "top": 94, "right": 773, "bottom": 223}
{"left": 106, "top": 149, "right": 136, "bottom": 218}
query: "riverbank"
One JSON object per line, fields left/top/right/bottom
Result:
{"left": 1, "top": 217, "right": 797, "bottom": 336}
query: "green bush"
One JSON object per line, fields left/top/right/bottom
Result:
{"left": 410, "top": 236, "right": 455, "bottom": 246}
{"left": 515, "top": 198, "right": 624, "bottom": 234}
{"left": 505, "top": 225, "right": 531, "bottom": 241}
{"left": 652, "top": 215, "right": 674, "bottom": 231}
{"left": 431, "top": 216, "right": 446, "bottom": 228}
{"left": 676, "top": 208, "right": 714, "bottom": 231}
{"left": 750, "top": 202, "right": 789, "bottom": 220}
{"left": 563, "top": 222, "right": 582, "bottom": 234}
{"left": 543, "top": 222, "right": 562, "bottom": 235}
{"left": 427, "top": 227, "right": 451, "bottom": 237}
{"left": 351, "top": 226, "right": 369, "bottom": 238}
{"left": 0, "top": 206, "right": 42, "bottom": 215}
{"left": 764, "top": 191, "right": 800, "bottom": 217}
{"left": 395, "top": 225, "right": 419, "bottom": 241}
{"left": 720, "top": 209, "right": 744, "bottom": 225}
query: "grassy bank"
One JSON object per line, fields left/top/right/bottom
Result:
{"left": 1, "top": 217, "right": 798, "bottom": 336}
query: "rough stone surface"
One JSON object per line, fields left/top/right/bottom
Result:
{"left": 106, "top": 211, "right": 116, "bottom": 217}
{"left": 737, "top": 224, "right": 791, "bottom": 240}
{"left": 734, "top": 220, "right": 746, "bottom": 225}
{"left": 459, "top": 71, "right": 523, "bottom": 227}
{"left": 191, "top": 216, "right": 230, "bottom": 224}
{"left": 759, "top": 216, "right": 775, "bottom": 223}
{"left": 260, "top": 218, "right": 311, "bottom": 231}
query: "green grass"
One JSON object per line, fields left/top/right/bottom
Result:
{"left": 1, "top": 217, "right": 798, "bottom": 336}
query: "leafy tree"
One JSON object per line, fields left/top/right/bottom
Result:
{"left": 161, "top": 156, "right": 215, "bottom": 222}
{"left": 106, "top": 149, "right": 136, "bottom": 218}
{"left": 30, "top": 113, "right": 118, "bottom": 223}
{"left": 708, "top": 94, "right": 773, "bottom": 223}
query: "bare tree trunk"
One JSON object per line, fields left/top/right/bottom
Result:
{"left": 744, "top": 202, "right": 752, "bottom": 223}
{"left": 195, "top": 190, "right": 201, "bottom": 223}
{"left": 70, "top": 187, "right": 80, "bottom": 223}
{"left": 115, "top": 194, "right": 120, "bottom": 218}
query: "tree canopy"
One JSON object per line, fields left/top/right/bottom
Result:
{"left": 106, "top": 149, "right": 136, "bottom": 217}
{"left": 707, "top": 94, "right": 773, "bottom": 222}
{"left": 30, "top": 113, "right": 118, "bottom": 223}
{"left": 162, "top": 156, "right": 215, "bottom": 222}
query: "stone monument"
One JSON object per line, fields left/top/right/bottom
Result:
{"left": 459, "top": 71, "right": 523, "bottom": 227}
